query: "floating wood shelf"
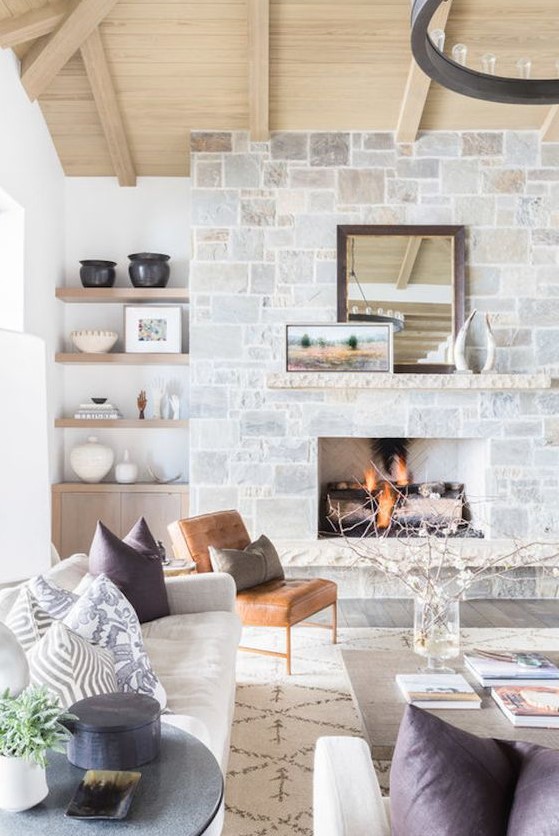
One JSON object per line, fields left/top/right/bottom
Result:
{"left": 53, "top": 483, "right": 190, "bottom": 493}
{"left": 56, "top": 353, "right": 190, "bottom": 365}
{"left": 55, "top": 419, "right": 189, "bottom": 428}
{"left": 56, "top": 288, "right": 189, "bottom": 303}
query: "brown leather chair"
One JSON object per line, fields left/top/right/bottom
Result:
{"left": 168, "top": 510, "right": 337, "bottom": 674}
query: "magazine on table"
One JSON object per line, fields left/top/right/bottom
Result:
{"left": 492, "top": 685, "right": 559, "bottom": 728}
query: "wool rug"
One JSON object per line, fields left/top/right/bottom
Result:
{"left": 223, "top": 625, "right": 559, "bottom": 836}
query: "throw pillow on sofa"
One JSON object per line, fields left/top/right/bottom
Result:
{"left": 391, "top": 705, "right": 559, "bottom": 836}
{"left": 28, "top": 621, "right": 118, "bottom": 709}
{"left": 27, "top": 574, "right": 77, "bottom": 618}
{"left": 63, "top": 573, "right": 166, "bottom": 708}
{"left": 5, "top": 587, "right": 53, "bottom": 651}
{"left": 89, "top": 518, "right": 169, "bottom": 623}
{"left": 209, "top": 534, "right": 284, "bottom": 592}
{"left": 390, "top": 705, "right": 516, "bottom": 836}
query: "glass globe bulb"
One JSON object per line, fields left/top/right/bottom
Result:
{"left": 430, "top": 28, "right": 445, "bottom": 51}
{"left": 481, "top": 53, "right": 497, "bottom": 75}
{"left": 516, "top": 57, "right": 532, "bottom": 79}
{"left": 452, "top": 44, "right": 468, "bottom": 66}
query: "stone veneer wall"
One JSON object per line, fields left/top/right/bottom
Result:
{"left": 188, "top": 130, "right": 559, "bottom": 546}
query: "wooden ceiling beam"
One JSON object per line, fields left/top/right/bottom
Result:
{"left": 80, "top": 28, "right": 136, "bottom": 187}
{"left": 20, "top": 0, "right": 119, "bottom": 102}
{"left": 0, "top": 3, "right": 67, "bottom": 49}
{"left": 396, "top": 0, "right": 453, "bottom": 144}
{"left": 248, "top": 0, "right": 269, "bottom": 141}
{"left": 395, "top": 237, "right": 422, "bottom": 290}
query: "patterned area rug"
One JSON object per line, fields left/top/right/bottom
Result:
{"left": 224, "top": 625, "right": 559, "bottom": 836}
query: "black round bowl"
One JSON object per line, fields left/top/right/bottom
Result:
{"left": 91, "top": 398, "right": 107, "bottom": 405}
{"left": 80, "top": 260, "right": 117, "bottom": 288}
{"left": 128, "top": 253, "right": 170, "bottom": 288}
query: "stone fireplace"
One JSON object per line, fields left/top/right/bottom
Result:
{"left": 188, "top": 129, "right": 559, "bottom": 595}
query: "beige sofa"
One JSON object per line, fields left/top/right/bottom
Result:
{"left": 0, "top": 554, "right": 242, "bottom": 835}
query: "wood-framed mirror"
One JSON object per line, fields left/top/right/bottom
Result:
{"left": 337, "top": 225, "right": 465, "bottom": 374}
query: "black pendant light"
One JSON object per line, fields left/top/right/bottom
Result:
{"left": 411, "top": 0, "right": 559, "bottom": 105}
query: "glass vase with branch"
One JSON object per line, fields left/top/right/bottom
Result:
{"left": 328, "top": 468, "right": 559, "bottom": 672}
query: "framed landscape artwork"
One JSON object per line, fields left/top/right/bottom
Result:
{"left": 286, "top": 324, "right": 393, "bottom": 372}
{"left": 125, "top": 306, "right": 182, "bottom": 353}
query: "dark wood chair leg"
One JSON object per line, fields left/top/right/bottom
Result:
{"left": 286, "top": 625, "right": 292, "bottom": 675}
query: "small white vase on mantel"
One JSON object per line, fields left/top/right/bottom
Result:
{"left": 0, "top": 756, "right": 48, "bottom": 812}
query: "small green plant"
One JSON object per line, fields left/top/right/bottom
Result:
{"left": 0, "top": 687, "right": 75, "bottom": 767}
{"left": 300, "top": 333, "right": 311, "bottom": 348}
{"left": 347, "top": 334, "right": 358, "bottom": 350}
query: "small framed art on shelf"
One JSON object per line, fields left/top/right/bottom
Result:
{"left": 124, "top": 306, "right": 182, "bottom": 354}
{"left": 286, "top": 323, "right": 393, "bottom": 372}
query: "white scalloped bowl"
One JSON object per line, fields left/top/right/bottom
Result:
{"left": 70, "top": 330, "right": 118, "bottom": 354}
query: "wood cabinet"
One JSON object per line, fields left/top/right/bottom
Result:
{"left": 52, "top": 483, "right": 189, "bottom": 559}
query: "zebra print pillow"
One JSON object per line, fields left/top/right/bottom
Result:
{"left": 28, "top": 621, "right": 118, "bottom": 709}
{"left": 63, "top": 574, "right": 166, "bottom": 709}
{"left": 5, "top": 587, "right": 53, "bottom": 651}
{"left": 26, "top": 575, "right": 77, "bottom": 619}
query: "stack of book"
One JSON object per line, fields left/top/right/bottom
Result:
{"left": 74, "top": 402, "right": 123, "bottom": 420}
{"left": 396, "top": 674, "right": 482, "bottom": 709}
{"left": 464, "top": 650, "right": 559, "bottom": 687}
{"left": 464, "top": 650, "right": 559, "bottom": 728}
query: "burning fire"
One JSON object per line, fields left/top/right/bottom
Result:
{"left": 393, "top": 454, "right": 410, "bottom": 487}
{"left": 376, "top": 482, "right": 395, "bottom": 529}
{"left": 363, "top": 467, "right": 377, "bottom": 492}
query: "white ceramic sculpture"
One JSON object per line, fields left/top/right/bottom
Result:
{"left": 453, "top": 310, "right": 497, "bottom": 374}
{"left": 115, "top": 449, "right": 139, "bottom": 484}
{"left": 169, "top": 394, "right": 180, "bottom": 420}
{"left": 151, "top": 379, "right": 166, "bottom": 420}
{"left": 70, "top": 436, "right": 114, "bottom": 483}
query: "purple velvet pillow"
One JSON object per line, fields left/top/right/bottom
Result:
{"left": 89, "top": 519, "right": 169, "bottom": 624}
{"left": 505, "top": 742, "right": 559, "bottom": 836}
{"left": 390, "top": 706, "right": 516, "bottom": 836}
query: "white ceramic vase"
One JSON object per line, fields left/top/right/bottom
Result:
{"left": 115, "top": 449, "right": 138, "bottom": 484}
{"left": 0, "top": 757, "right": 48, "bottom": 812}
{"left": 70, "top": 436, "right": 114, "bottom": 483}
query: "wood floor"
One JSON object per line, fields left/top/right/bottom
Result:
{"left": 331, "top": 599, "right": 559, "bottom": 629}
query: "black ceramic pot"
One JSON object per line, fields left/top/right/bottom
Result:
{"left": 128, "top": 253, "right": 171, "bottom": 288}
{"left": 80, "top": 260, "right": 117, "bottom": 288}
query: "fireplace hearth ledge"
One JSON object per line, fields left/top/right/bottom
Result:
{"left": 267, "top": 372, "right": 552, "bottom": 391}
{"left": 275, "top": 538, "right": 559, "bottom": 569}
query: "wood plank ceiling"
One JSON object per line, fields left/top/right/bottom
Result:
{"left": 1, "top": 0, "right": 558, "bottom": 181}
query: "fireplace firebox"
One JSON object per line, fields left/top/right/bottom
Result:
{"left": 318, "top": 437, "right": 487, "bottom": 539}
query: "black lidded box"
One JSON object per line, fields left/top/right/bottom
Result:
{"left": 66, "top": 693, "right": 161, "bottom": 770}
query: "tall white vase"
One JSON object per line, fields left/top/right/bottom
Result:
{"left": 0, "top": 757, "right": 48, "bottom": 812}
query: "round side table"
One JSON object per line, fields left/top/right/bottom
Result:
{"left": 0, "top": 725, "right": 223, "bottom": 835}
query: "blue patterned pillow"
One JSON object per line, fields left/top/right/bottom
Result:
{"left": 63, "top": 574, "right": 166, "bottom": 708}
{"left": 27, "top": 575, "right": 77, "bottom": 619}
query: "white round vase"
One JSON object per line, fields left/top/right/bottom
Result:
{"left": 0, "top": 757, "right": 48, "bottom": 812}
{"left": 70, "top": 436, "right": 114, "bottom": 483}
{"left": 115, "top": 449, "right": 138, "bottom": 484}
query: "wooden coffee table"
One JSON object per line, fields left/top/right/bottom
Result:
{"left": 342, "top": 648, "right": 559, "bottom": 760}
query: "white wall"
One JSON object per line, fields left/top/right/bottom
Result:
{"left": 62, "top": 178, "right": 191, "bottom": 481}
{"left": 0, "top": 50, "right": 65, "bottom": 483}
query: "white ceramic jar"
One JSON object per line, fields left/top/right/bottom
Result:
{"left": 115, "top": 449, "right": 139, "bottom": 484}
{"left": 0, "top": 757, "right": 48, "bottom": 812}
{"left": 70, "top": 436, "right": 114, "bottom": 483}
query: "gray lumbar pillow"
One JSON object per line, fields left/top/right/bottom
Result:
{"left": 208, "top": 534, "right": 284, "bottom": 592}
